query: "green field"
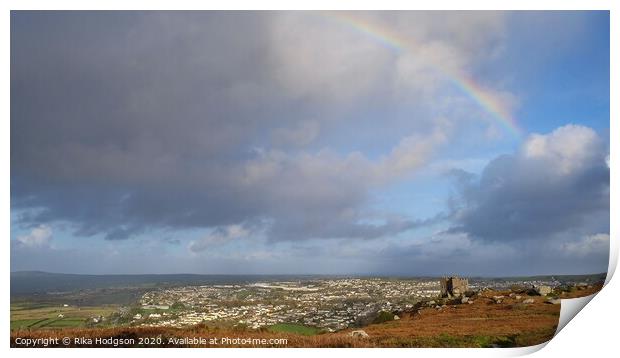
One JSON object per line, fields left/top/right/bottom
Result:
{"left": 267, "top": 323, "right": 320, "bottom": 336}
{"left": 10, "top": 303, "right": 118, "bottom": 330}
{"left": 42, "top": 318, "right": 86, "bottom": 328}
{"left": 11, "top": 317, "right": 86, "bottom": 329}
{"left": 10, "top": 319, "right": 48, "bottom": 330}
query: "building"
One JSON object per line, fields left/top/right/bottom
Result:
{"left": 440, "top": 276, "right": 469, "bottom": 298}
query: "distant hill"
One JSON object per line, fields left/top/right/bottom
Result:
{"left": 11, "top": 271, "right": 606, "bottom": 295}
{"left": 10, "top": 271, "right": 322, "bottom": 295}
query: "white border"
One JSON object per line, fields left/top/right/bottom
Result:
{"left": 3, "top": 1, "right": 617, "bottom": 358}
{"left": 2, "top": 0, "right": 618, "bottom": 11}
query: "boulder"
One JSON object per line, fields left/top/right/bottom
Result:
{"left": 461, "top": 297, "right": 469, "bottom": 304}
{"left": 545, "top": 298, "right": 561, "bottom": 305}
{"left": 393, "top": 315, "right": 400, "bottom": 320}
{"left": 349, "top": 330, "right": 369, "bottom": 339}
{"left": 523, "top": 298, "right": 535, "bottom": 304}
{"left": 535, "top": 285, "right": 552, "bottom": 296}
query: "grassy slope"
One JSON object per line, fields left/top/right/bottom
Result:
{"left": 10, "top": 304, "right": 118, "bottom": 330}
{"left": 267, "top": 323, "right": 320, "bottom": 336}
{"left": 10, "top": 285, "right": 603, "bottom": 348}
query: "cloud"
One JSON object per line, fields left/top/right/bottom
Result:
{"left": 239, "top": 126, "right": 449, "bottom": 241}
{"left": 449, "top": 124, "right": 609, "bottom": 242}
{"left": 359, "top": 230, "right": 608, "bottom": 276}
{"left": 189, "top": 225, "right": 250, "bottom": 252}
{"left": 521, "top": 124, "right": 603, "bottom": 174}
{"left": 562, "top": 233, "right": 609, "bottom": 257}
{"left": 272, "top": 120, "right": 320, "bottom": 147}
{"left": 9, "top": 11, "right": 515, "bottom": 243}
{"left": 15, "top": 225, "right": 53, "bottom": 248}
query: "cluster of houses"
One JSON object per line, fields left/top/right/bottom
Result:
{"left": 129, "top": 277, "right": 567, "bottom": 331}
{"left": 132, "top": 278, "right": 442, "bottom": 330}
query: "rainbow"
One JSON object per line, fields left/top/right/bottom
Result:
{"left": 320, "top": 12, "right": 523, "bottom": 138}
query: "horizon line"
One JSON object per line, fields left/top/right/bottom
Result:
{"left": 10, "top": 270, "right": 607, "bottom": 279}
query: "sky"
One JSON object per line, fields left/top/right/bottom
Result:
{"left": 10, "top": 11, "right": 610, "bottom": 276}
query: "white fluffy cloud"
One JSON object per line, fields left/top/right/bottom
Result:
{"left": 522, "top": 124, "right": 603, "bottom": 175}
{"left": 15, "top": 225, "right": 53, "bottom": 248}
{"left": 450, "top": 124, "right": 609, "bottom": 242}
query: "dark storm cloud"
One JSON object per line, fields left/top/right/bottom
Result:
{"left": 11, "top": 12, "right": 314, "bottom": 240}
{"left": 368, "top": 236, "right": 609, "bottom": 276}
{"left": 12, "top": 11, "right": 463, "bottom": 241}
{"left": 448, "top": 125, "right": 609, "bottom": 242}
{"left": 267, "top": 211, "right": 448, "bottom": 242}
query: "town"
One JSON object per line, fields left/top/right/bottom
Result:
{"left": 11, "top": 272, "right": 606, "bottom": 348}
{"left": 130, "top": 278, "right": 438, "bottom": 331}
{"left": 119, "top": 276, "right": 570, "bottom": 332}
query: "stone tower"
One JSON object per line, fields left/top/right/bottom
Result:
{"left": 440, "top": 276, "right": 469, "bottom": 298}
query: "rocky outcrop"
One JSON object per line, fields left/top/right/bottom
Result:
{"left": 349, "top": 330, "right": 370, "bottom": 338}
{"left": 535, "top": 285, "right": 552, "bottom": 296}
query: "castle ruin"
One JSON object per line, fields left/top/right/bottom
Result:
{"left": 440, "top": 276, "right": 469, "bottom": 298}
